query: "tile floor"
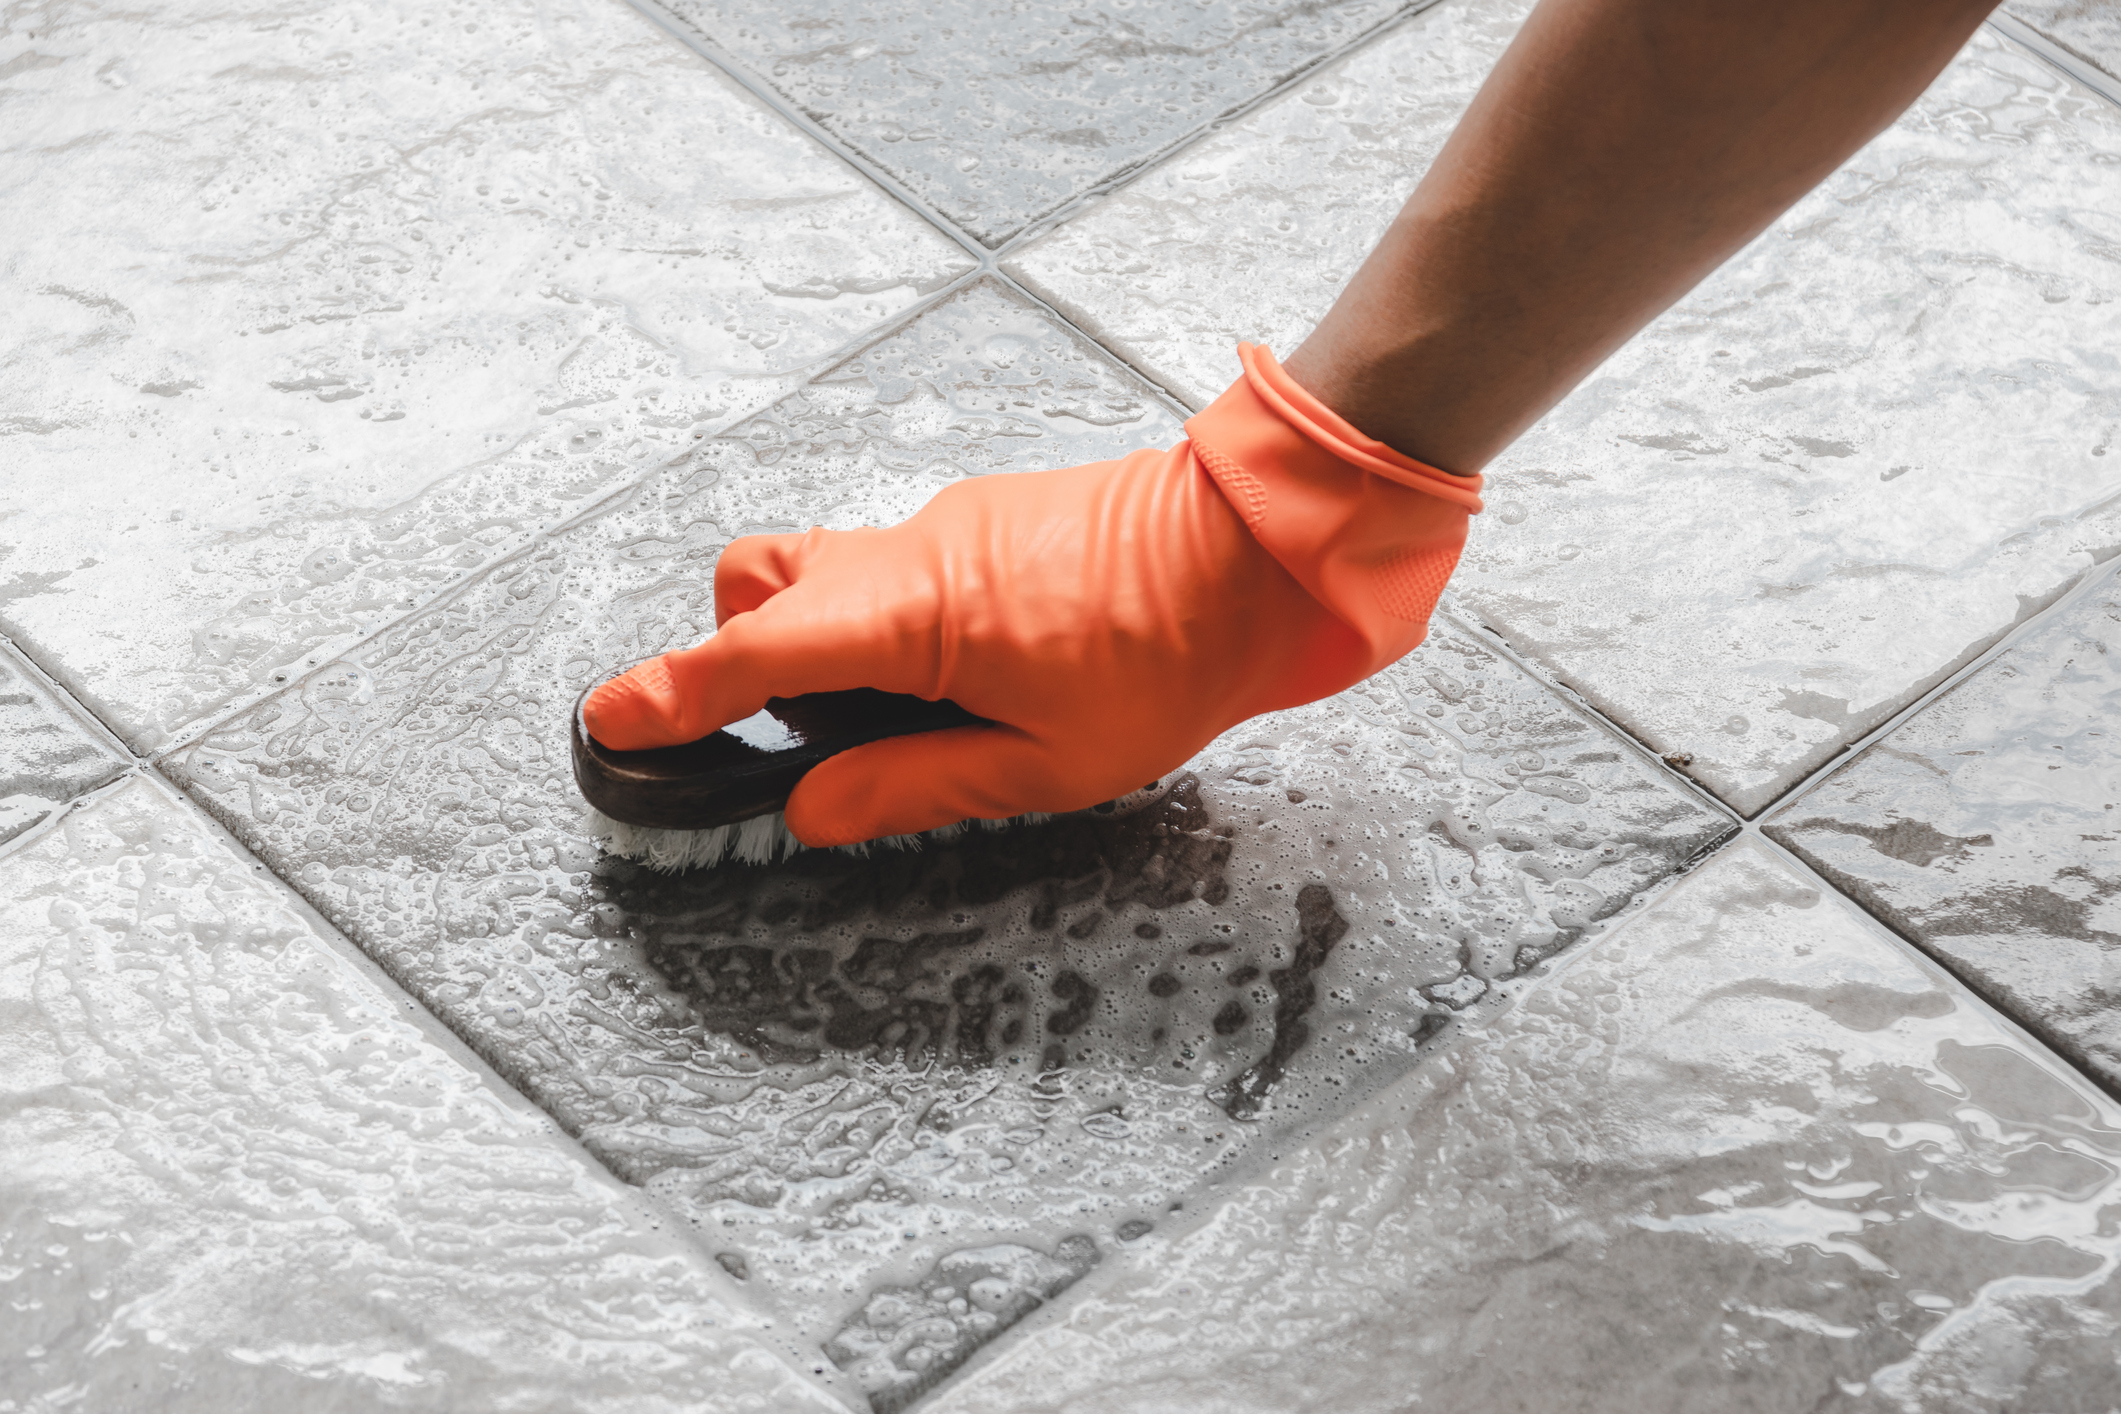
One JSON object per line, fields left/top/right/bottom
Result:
{"left": 4, "top": 0, "right": 2121, "bottom": 1409}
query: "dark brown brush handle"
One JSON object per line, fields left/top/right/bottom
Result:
{"left": 571, "top": 684, "right": 984, "bottom": 831}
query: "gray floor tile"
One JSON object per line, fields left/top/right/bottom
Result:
{"left": 0, "top": 637, "right": 128, "bottom": 847}
{"left": 0, "top": 0, "right": 971, "bottom": 754}
{"left": 161, "top": 279, "right": 1730, "bottom": 1402}
{"left": 922, "top": 842, "right": 2121, "bottom": 1414}
{"left": 650, "top": 0, "right": 1425, "bottom": 246}
{"left": 1007, "top": 6, "right": 2121, "bottom": 818}
{"left": 2009, "top": 0, "right": 2121, "bottom": 83}
{"left": 0, "top": 773, "right": 851, "bottom": 1413}
{"left": 1766, "top": 576, "right": 2121, "bottom": 1095}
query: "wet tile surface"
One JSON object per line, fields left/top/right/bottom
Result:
{"left": 1767, "top": 578, "right": 2121, "bottom": 1096}
{"left": 923, "top": 842, "right": 2121, "bottom": 1414}
{"left": 160, "top": 280, "right": 1730, "bottom": 1399}
{"left": 0, "top": 636, "right": 128, "bottom": 848}
{"left": 1009, "top": 9, "right": 2121, "bottom": 817}
{"left": 0, "top": 0, "right": 971, "bottom": 752}
{"left": 2009, "top": 0, "right": 2121, "bottom": 81}
{"left": 0, "top": 774, "right": 851, "bottom": 1413}
{"left": 651, "top": 0, "right": 1425, "bottom": 245}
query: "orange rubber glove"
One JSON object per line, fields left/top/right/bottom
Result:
{"left": 582, "top": 344, "right": 1484, "bottom": 847}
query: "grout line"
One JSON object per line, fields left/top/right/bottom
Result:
{"left": 1747, "top": 821, "right": 2121, "bottom": 1106}
{"left": 610, "top": 0, "right": 2121, "bottom": 1370}
{"left": 1435, "top": 601, "right": 1745, "bottom": 829}
{"left": 1461, "top": 547, "right": 2121, "bottom": 833}
{"left": 0, "top": 657, "right": 863, "bottom": 1404}
{"left": 618, "top": 0, "right": 1433, "bottom": 459}
{"left": 909, "top": 835, "right": 1738, "bottom": 1407}
{"left": 622, "top": 0, "right": 1446, "bottom": 261}
{"left": 0, "top": 625, "right": 161, "bottom": 867}
{"left": 1988, "top": 10, "right": 2121, "bottom": 111}
{"left": 986, "top": 0, "right": 1449, "bottom": 256}
{"left": 3, "top": 481, "right": 862, "bottom": 1392}
{"left": 988, "top": 268, "right": 1201, "bottom": 425}
{"left": 148, "top": 267, "right": 994, "bottom": 763}
{"left": 0, "top": 766, "right": 148, "bottom": 869}
{"left": 612, "top": 0, "right": 1452, "bottom": 469}
{"left": 619, "top": 0, "right": 990, "bottom": 266}
{"left": 148, "top": 485, "right": 640, "bottom": 761}
{"left": 1755, "top": 552, "right": 2121, "bottom": 824}
{"left": 119, "top": 765, "right": 867, "bottom": 1411}
{"left": 0, "top": 628, "right": 138, "bottom": 763}
{"left": 1457, "top": 554, "right": 2121, "bottom": 1104}
{"left": 18, "top": 0, "right": 2119, "bottom": 1390}
{"left": 144, "top": 0, "right": 1452, "bottom": 772}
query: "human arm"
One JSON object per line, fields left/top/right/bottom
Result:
{"left": 1285, "top": 0, "right": 1998, "bottom": 470}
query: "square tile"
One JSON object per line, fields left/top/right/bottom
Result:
{"left": 0, "top": 636, "right": 128, "bottom": 847}
{"left": 923, "top": 843, "right": 2121, "bottom": 1413}
{"left": 1767, "top": 574, "right": 2121, "bottom": 1093}
{"left": 650, "top": 0, "right": 1428, "bottom": 245}
{"left": 162, "top": 279, "right": 1729, "bottom": 1402}
{"left": 0, "top": 774, "right": 851, "bottom": 1413}
{"left": 0, "top": 0, "right": 971, "bottom": 752}
{"left": 1008, "top": 7, "right": 2121, "bottom": 816}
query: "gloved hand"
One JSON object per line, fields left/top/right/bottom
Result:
{"left": 582, "top": 344, "right": 1484, "bottom": 847}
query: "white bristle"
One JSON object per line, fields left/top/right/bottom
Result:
{"left": 584, "top": 777, "right": 1173, "bottom": 875}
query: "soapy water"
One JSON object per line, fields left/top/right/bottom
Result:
{"left": 919, "top": 845, "right": 2121, "bottom": 1413}
{"left": 164, "top": 281, "right": 1730, "bottom": 1395}
{"left": 600, "top": 774, "right": 1300, "bottom": 1093}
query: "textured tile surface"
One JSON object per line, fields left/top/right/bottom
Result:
{"left": 0, "top": 0, "right": 970, "bottom": 752}
{"left": 1010, "top": 9, "right": 2121, "bottom": 816}
{"left": 923, "top": 843, "right": 2121, "bottom": 1414}
{"left": 651, "top": 0, "right": 1425, "bottom": 245}
{"left": 0, "top": 637, "right": 128, "bottom": 847}
{"left": 0, "top": 775, "right": 851, "bottom": 1414}
{"left": 162, "top": 281, "right": 1730, "bottom": 1395}
{"left": 1767, "top": 578, "right": 2121, "bottom": 1096}
{"left": 2009, "top": 0, "right": 2121, "bottom": 81}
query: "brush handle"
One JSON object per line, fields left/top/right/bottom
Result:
{"left": 571, "top": 684, "right": 984, "bottom": 831}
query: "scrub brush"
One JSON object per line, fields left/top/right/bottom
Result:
{"left": 572, "top": 681, "right": 1158, "bottom": 872}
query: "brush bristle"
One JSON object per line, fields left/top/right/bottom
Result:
{"left": 584, "top": 778, "right": 1172, "bottom": 874}
{"left": 584, "top": 807, "right": 1055, "bottom": 873}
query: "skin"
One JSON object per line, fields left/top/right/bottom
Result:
{"left": 1283, "top": 0, "right": 2002, "bottom": 473}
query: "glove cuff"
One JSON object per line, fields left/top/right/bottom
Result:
{"left": 1228, "top": 343, "right": 1484, "bottom": 510}
{"left": 1184, "top": 343, "right": 1484, "bottom": 681}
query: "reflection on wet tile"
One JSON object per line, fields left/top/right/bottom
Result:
{"left": 0, "top": 0, "right": 971, "bottom": 752}
{"left": 651, "top": 0, "right": 1425, "bottom": 245}
{"left": 2008, "top": 0, "right": 2121, "bottom": 82}
{"left": 1010, "top": 9, "right": 2121, "bottom": 816}
{"left": 1767, "top": 579, "right": 2121, "bottom": 1094}
{"left": 923, "top": 842, "right": 2121, "bottom": 1414}
{"left": 161, "top": 280, "right": 1729, "bottom": 1396}
{"left": 0, "top": 775, "right": 849, "bottom": 1413}
{"left": 0, "top": 637, "right": 128, "bottom": 847}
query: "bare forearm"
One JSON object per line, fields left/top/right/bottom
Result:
{"left": 1284, "top": 0, "right": 1998, "bottom": 471}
